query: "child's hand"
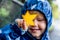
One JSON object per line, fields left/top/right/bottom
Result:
{"left": 15, "top": 19, "right": 28, "bottom": 30}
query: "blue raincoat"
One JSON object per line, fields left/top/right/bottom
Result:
{"left": 0, "top": 0, "right": 52, "bottom": 40}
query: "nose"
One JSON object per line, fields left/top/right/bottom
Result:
{"left": 33, "top": 20, "right": 38, "bottom": 27}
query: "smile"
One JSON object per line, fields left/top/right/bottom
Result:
{"left": 30, "top": 28, "right": 41, "bottom": 30}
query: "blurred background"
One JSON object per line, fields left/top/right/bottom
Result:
{"left": 0, "top": 0, "right": 60, "bottom": 40}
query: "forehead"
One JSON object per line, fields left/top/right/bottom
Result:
{"left": 29, "top": 10, "right": 45, "bottom": 18}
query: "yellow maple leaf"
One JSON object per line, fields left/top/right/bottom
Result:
{"left": 22, "top": 11, "right": 37, "bottom": 26}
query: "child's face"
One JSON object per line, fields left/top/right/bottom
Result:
{"left": 28, "top": 10, "right": 46, "bottom": 39}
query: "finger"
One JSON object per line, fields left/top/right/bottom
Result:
{"left": 22, "top": 20, "right": 28, "bottom": 30}
{"left": 15, "top": 19, "right": 23, "bottom": 28}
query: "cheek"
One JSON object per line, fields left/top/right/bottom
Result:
{"left": 38, "top": 22, "right": 46, "bottom": 31}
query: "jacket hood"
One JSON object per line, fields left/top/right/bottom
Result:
{"left": 21, "top": 0, "right": 52, "bottom": 40}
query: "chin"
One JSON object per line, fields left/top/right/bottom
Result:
{"left": 31, "top": 32, "right": 41, "bottom": 37}
{"left": 31, "top": 33, "right": 41, "bottom": 39}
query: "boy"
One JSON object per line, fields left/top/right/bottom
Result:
{"left": 0, "top": 0, "right": 52, "bottom": 40}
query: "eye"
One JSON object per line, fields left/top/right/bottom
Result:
{"left": 37, "top": 19, "right": 45, "bottom": 21}
{"left": 37, "top": 19, "right": 43, "bottom": 21}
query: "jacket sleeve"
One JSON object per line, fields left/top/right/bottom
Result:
{"left": 11, "top": 23, "right": 27, "bottom": 35}
{"left": 0, "top": 23, "right": 27, "bottom": 40}
{"left": 0, "top": 33, "right": 6, "bottom": 40}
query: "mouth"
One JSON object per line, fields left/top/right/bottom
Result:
{"left": 30, "top": 28, "right": 41, "bottom": 30}
{"left": 29, "top": 28, "right": 41, "bottom": 33}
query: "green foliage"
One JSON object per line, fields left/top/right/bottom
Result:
{"left": 0, "top": 8, "right": 10, "bottom": 28}
{"left": 48, "top": 0, "right": 52, "bottom": 4}
{"left": 0, "top": 8, "right": 9, "bottom": 17}
{"left": 0, "top": 0, "right": 21, "bottom": 28}
{"left": 51, "top": 3, "right": 59, "bottom": 19}
{"left": 48, "top": 0, "right": 59, "bottom": 19}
